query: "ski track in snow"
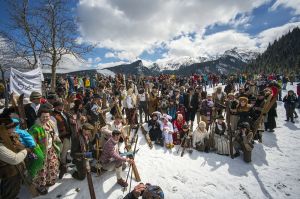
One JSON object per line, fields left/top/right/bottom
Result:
{"left": 19, "top": 84, "right": 300, "bottom": 199}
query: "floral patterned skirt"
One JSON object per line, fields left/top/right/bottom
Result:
{"left": 34, "top": 146, "right": 59, "bottom": 187}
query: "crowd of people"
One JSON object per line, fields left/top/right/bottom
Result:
{"left": 0, "top": 72, "right": 299, "bottom": 199}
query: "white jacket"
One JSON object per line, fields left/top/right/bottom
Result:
{"left": 192, "top": 128, "right": 209, "bottom": 147}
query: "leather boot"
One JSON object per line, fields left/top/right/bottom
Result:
{"left": 59, "top": 164, "right": 67, "bottom": 179}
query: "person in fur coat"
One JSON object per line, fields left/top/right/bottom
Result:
{"left": 233, "top": 122, "right": 253, "bottom": 163}
{"left": 192, "top": 121, "right": 210, "bottom": 152}
{"left": 237, "top": 97, "right": 252, "bottom": 126}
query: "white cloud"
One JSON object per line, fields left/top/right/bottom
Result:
{"left": 270, "top": 0, "right": 300, "bottom": 14}
{"left": 94, "top": 57, "right": 102, "bottom": 62}
{"left": 77, "top": 0, "right": 267, "bottom": 61}
{"left": 104, "top": 52, "right": 116, "bottom": 58}
{"left": 143, "top": 21, "right": 300, "bottom": 62}
{"left": 96, "top": 61, "right": 129, "bottom": 69}
{"left": 256, "top": 21, "right": 300, "bottom": 49}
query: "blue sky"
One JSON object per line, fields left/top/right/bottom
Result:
{"left": 0, "top": 0, "right": 300, "bottom": 71}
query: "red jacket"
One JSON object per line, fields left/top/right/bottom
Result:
{"left": 173, "top": 119, "right": 186, "bottom": 133}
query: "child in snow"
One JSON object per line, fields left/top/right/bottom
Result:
{"left": 180, "top": 124, "right": 193, "bottom": 153}
{"left": 173, "top": 113, "right": 186, "bottom": 145}
{"left": 159, "top": 114, "right": 174, "bottom": 149}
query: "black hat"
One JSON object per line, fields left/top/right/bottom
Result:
{"left": 239, "top": 122, "right": 250, "bottom": 129}
{"left": 93, "top": 94, "right": 102, "bottom": 99}
{"left": 258, "top": 91, "right": 265, "bottom": 96}
{"left": 0, "top": 118, "right": 18, "bottom": 129}
{"left": 142, "top": 184, "right": 164, "bottom": 199}
{"left": 1, "top": 107, "right": 18, "bottom": 118}
{"left": 249, "top": 96, "right": 256, "bottom": 101}
{"left": 216, "top": 115, "right": 224, "bottom": 120}
{"left": 112, "top": 130, "right": 122, "bottom": 136}
{"left": 47, "top": 94, "right": 58, "bottom": 100}
{"left": 53, "top": 101, "right": 64, "bottom": 107}
{"left": 182, "top": 124, "right": 189, "bottom": 129}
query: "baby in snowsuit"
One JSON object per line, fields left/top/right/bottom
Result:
{"left": 12, "top": 118, "right": 45, "bottom": 178}
{"left": 159, "top": 114, "right": 174, "bottom": 149}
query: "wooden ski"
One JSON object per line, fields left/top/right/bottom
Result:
{"left": 78, "top": 133, "right": 96, "bottom": 199}
{"left": 17, "top": 93, "right": 28, "bottom": 129}
{"left": 252, "top": 94, "right": 273, "bottom": 137}
{"left": 126, "top": 127, "right": 141, "bottom": 182}
{"left": 226, "top": 101, "right": 234, "bottom": 159}
{"left": 140, "top": 125, "right": 153, "bottom": 149}
{"left": 86, "top": 160, "right": 96, "bottom": 199}
{"left": 130, "top": 134, "right": 141, "bottom": 182}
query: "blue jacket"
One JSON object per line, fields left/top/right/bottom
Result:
{"left": 12, "top": 118, "right": 36, "bottom": 148}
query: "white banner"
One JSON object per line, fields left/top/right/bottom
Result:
{"left": 10, "top": 67, "right": 44, "bottom": 98}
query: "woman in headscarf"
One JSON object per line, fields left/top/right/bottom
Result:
{"left": 29, "top": 108, "right": 61, "bottom": 195}
{"left": 192, "top": 121, "right": 210, "bottom": 152}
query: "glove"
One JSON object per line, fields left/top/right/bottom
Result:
{"left": 27, "top": 152, "right": 38, "bottom": 160}
{"left": 85, "top": 152, "right": 93, "bottom": 158}
{"left": 95, "top": 133, "right": 101, "bottom": 139}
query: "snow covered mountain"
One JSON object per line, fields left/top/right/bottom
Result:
{"left": 148, "top": 56, "right": 210, "bottom": 71}
{"left": 147, "top": 48, "right": 258, "bottom": 72}
{"left": 222, "top": 47, "right": 259, "bottom": 63}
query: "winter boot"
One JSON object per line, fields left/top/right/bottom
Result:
{"left": 37, "top": 186, "right": 48, "bottom": 195}
{"left": 234, "top": 152, "right": 240, "bottom": 158}
{"left": 117, "top": 178, "right": 128, "bottom": 187}
{"left": 59, "top": 164, "right": 67, "bottom": 179}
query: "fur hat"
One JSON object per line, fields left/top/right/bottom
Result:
{"left": 239, "top": 96, "right": 248, "bottom": 103}
{"left": 82, "top": 123, "right": 94, "bottom": 131}
{"left": 228, "top": 93, "right": 234, "bottom": 97}
{"left": 198, "top": 121, "right": 206, "bottom": 128}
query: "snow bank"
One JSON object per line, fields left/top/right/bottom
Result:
{"left": 19, "top": 84, "right": 300, "bottom": 199}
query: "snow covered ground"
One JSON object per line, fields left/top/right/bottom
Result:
{"left": 20, "top": 84, "right": 300, "bottom": 199}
